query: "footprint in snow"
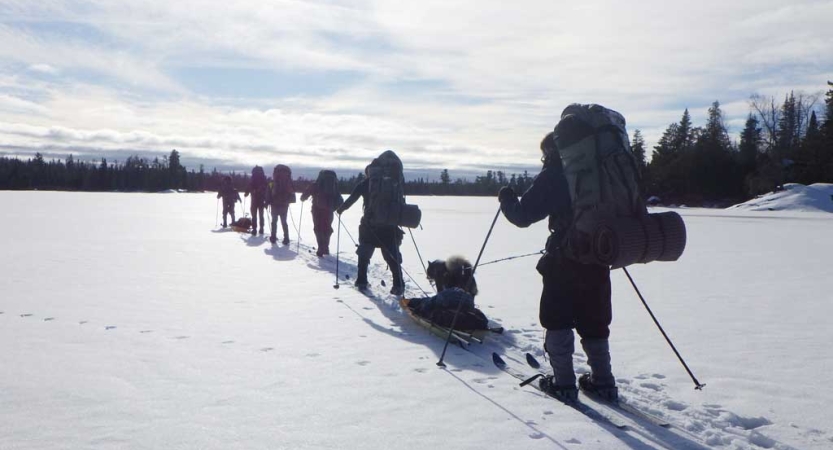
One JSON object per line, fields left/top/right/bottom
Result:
{"left": 529, "top": 432, "right": 545, "bottom": 440}
{"left": 43, "top": 317, "right": 55, "bottom": 321}
{"left": 651, "top": 373, "right": 666, "bottom": 379}
{"left": 663, "top": 400, "right": 688, "bottom": 411}
{"left": 79, "top": 321, "right": 88, "bottom": 325}
{"left": 305, "top": 353, "right": 320, "bottom": 358}
{"left": 172, "top": 335, "right": 190, "bottom": 340}
{"left": 639, "top": 382, "right": 662, "bottom": 391}
{"left": 260, "top": 347, "right": 274, "bottom": 352}
{"left": 20, "top": 313, "right": 33, "bottom": 317}
{"left": 105, "top": 326, "right": 116, "bottom": 330}
{"left": 356, "top": 360, "right": 371, "bottom": 366}
{"left": 139, "top": 330, "right": 153, "bottom": 334}
{"left": 565, "top": 438, "right": 581, "bottom": 444}
{"left": 414, "top": 368, "right": 428, "bottom": 373}
{"left": 222, "top": 340, "right": 235, "bottom": 345}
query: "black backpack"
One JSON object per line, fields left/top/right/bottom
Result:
{"left": 271, "top": 164, "right": 296, "bottom": 204}
{"left": 316, "top": 170, "right": 343, "bottom": 212}
{"left": 366, "top": 150, "right": 420, "bottom": 228}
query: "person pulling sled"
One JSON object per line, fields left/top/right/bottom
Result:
{"left": 216, "top": 176, "right": 241, "bottom": 228}
{"left": 337, "top": 150, "right": 417, "bottom": 296}
{"left": 498, "top": 104, "right": 643, "bottom": 403}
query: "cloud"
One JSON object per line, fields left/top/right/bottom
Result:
{"left": 0, "top": 0, "right": 831, "bottom": 173}
{"left": 27, "top": 63, "right": 58, "bottom": 75}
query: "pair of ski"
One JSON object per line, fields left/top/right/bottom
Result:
{"left": 492, "top": 352, "right": 671, "bottom": 431}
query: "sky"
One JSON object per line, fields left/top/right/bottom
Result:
{"left": 1, "top": 0, "right": 831, "bottom": 177}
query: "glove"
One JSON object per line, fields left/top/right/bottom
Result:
{"left": 335, "top": 205, "right": 345, "bottom": 216}
{"left": 498, "top": 186, "right": 516, "bottom": 203}
{"left": 244, "top": 192, "right": 250, "bottom": 197}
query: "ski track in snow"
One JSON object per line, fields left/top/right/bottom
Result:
{"left": 3, "top": 226, "right": 831, "bottom": 450}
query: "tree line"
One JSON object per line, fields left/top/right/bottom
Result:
{"left": 0, "top": 149, "right": 533, "bottom": 196}
{"left": 639, "top": 81, "right": 833, "bottom": 205}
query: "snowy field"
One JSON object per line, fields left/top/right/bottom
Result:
{"left": 1, "top": 191, "right": 832, "bottom": 450}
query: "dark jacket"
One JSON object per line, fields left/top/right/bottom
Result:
{"left": 501, "top": 159, "right": 613, "bottom": 333}
{"left": 217, "top": 184, "right": 241, "bottom": 207}
{"left": 500, "top": 161, "right": 572, "bottom": 247}
{"left": 266, "top": 180, "right": 296, "bottom": 207}
{"left": 339, "top": 178, "right": 369, "bottom": 215}
{"left": 245, "top": 177, "right": 268, "bottom": 207}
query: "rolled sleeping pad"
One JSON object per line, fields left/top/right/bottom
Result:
{"left": 592, "top": 212, "right": 687, "bottom": 269}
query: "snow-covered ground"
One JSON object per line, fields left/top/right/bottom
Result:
{"left": 1, "top": 191, "right": 832, "bottom": 450}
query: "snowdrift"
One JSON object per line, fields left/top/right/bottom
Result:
{"left": 729, "top": 183, "right": 833, "bottom": 213}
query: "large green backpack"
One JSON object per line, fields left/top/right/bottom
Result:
{"left": 556, "top": 104, "right": 687, "bottom": 268}
{"left": 556, "top": 104, "right": 647, "bottom": 264}
{"left": 366, "top": 150, "right": 421, "bottom": 228}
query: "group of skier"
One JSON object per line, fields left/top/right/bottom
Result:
{"left": 217, "top": 165, "right": 343, "bottom": 255}
{"left": 214, "top": 104, "right": 692, "bottom": 405}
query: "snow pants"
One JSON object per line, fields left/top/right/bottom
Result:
{"left": 536, "top": 252, "right": 611, "bottom": 339}
{"left": 222, "top": 201, "right": 236, "bottom": 227}
{"left": 356, "top": 222, "right": 404, "bottom": 288}
{"left": 312, "top": 206, "right": 334, "bottom": 255}
{"left": 270, "top": 203, "right": 289, "bottom": 241}
{"left": 250, "top": 202, "right": 265, "bottom": 234}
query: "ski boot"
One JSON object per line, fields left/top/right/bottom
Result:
{"left": 578, "top": 373, "right": 618, "bottom": 402}
{"left": 282, "top": 236, "right": 290, "bottom": 245}
{"left": 390, "top": 264, "right": 404, "bottom": 296}
{"left": 355, "top": 257, "right": 369, "bottom": 290}
{"left": 269, "top": 235, "right": 277, "bottom": 244}
{"left": 539, "top": 375, "right": 578, "bottom": 403}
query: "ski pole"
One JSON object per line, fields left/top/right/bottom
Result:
{"left": 215, "top": 197, "right": 219, "bottom": 228}
{"left": 338, "top": 218, "right": 358, "bottom": 247}
{"left": 297, "top": 201, "right": 304, "bottom": 253}
{"left": 408, "top": 228, "right": 429, "bottom": 283}
{"left": 622, "top": 267, "right": 706, "bottom": 390}
{"left": 437, "top": 206, "right": 501, "bottom": 368}
{"left": 333, "top": 215, "right": 341, "bottom": 289}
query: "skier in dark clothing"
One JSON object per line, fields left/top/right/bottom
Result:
{"left": 245, "top": 166, "right": 268, "bottom": 236}
{"left": 267, "top": 164, "right": 295, "bottom": 245}
{"left": 498, "top": 129, "right": 617, "bottom": 403}
{"left": 336, "top": 164, "right": 405, "bottom": 296}
{"left": 217, "top": 176, "right": 241, "bottom": 228}
{"left": 300, "top": 170, "right": 344, "bottom": 257}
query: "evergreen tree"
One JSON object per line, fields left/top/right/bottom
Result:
{"left": 631, "top": 129, "right": 647, "bottom": 172}
{"left": 822, "top": 82, "right": 833, "bottom": 181}
{"left": 738, "top": 114, "right": 761, "bottom": 171}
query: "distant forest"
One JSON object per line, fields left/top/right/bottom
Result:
{"left": 1, "top": 81, "right": 831, "bottom": 205}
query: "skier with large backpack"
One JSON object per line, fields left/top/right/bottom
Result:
{"left": 300, "top": 169, "right": 344, "bottom": 256}
{"left": 244, "top": 166, "right": 268, "bottom": 236}
{"left": 498, "top": 104, "right": 643, "bottom": 403}
{"left": 266, "top": 164, "right": 296, "bottom": 245}
{"left": 337, "top": 150, "right": 420, "bottom": 296}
